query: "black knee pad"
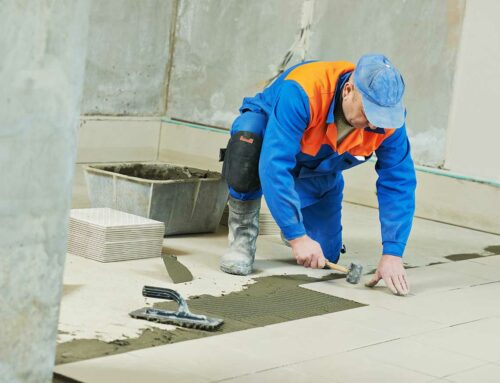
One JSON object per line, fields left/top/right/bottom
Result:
{"left": 221, "top": 131, "right": 262, "bottom": 193}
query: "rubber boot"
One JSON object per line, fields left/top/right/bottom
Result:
{"left": 220, "top": 196, "right": 260, "bottom": 275}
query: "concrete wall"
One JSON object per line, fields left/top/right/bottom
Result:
{"left": 0, "top": 1, "right": 89, "bottom": 382}
{"left": 167, "top": 0, "right": 307, "bottom": 127}
{"left": 82, "top": 0, "right": 466, "bottom": 168}
{"left": 75, "top": 0, "right": 499, "bottom": 232}
{"left": 308, "top": 0, "right": 464, "bottom": 168}
{"left": 82, "top": 0, "right": 175, "bottom": 116}
{"left": 445, "top": 0, "right": 500, "bottom": 181}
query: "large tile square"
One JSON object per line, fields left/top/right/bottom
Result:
{"left": 404, "top": 263, "right": 490, "bottom": 295}
{"left": 390, "top": 282, "right": 500, "bottom": 325}
{"left": 410, "top": 317, "right": 500, "bottom": 362}
{"left": 349, "top": 338, "right": 484, "bottom": 378}
{"left": 218, "top": 365, "right": 331, "bottom": 383}
{"left": 446, "top": 363, "right": 500, "bottom": 383}
{"left": 428, "top": 260, "right": 500, "bottom": 284}
{"left": 319, "top": 305, "right": 444, "bottom": 338}
{"left": 54, "top": 352, "right": 210, "bottom": 383}
{"left": 293, "top": 352, "right": 433, "bottom": 383}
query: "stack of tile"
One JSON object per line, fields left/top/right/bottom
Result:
{"left": 68, "top": 208, "right": 165, "bottom": 262}
{"left": 220, "top": 197, "right": 280, "bottom": 235}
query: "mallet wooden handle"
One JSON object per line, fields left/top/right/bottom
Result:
{"left": 325, "top": 261, "right": 349, "bottom": 274}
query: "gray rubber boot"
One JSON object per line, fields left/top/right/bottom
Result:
{"left": 220, "top": 196, "right": 261, "bottom": 276}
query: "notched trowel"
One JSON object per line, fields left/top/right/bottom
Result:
{"left": 130, "top": 285, "right": 224, "bottom": 331}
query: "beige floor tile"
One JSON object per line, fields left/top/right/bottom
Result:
{"left": 116, "top": 327, "right": 318, "bottom": 381}
{"left": 429, "top": 261, "right": 500, "bottom": 284}
{"left": 348, "top": 338, "right": 484, "bottom": 378}
{"left": 263, "top": 313, "right": 397, "bottom": 354}
{"left": 446, "top": 363, "right": 500, "bottom": 383}
{"left": 219, "top": 365, "right": 331, "bottom": 383}
{"left": 319, "top": 306, "right": 444, "bottom": 338}
{"left": 405, "top": 264, "right": 490, "bottom": 295}
{"left": 471, "top": 255, "right": 500, "bottom": 268}
{"left": 384, "top": 282, "right": 500, "bottom": 325}
{"left": 293, "top": 352, "right": 433, "bottom": 383}
{"left": 54, "top": 353, "right": 210, "bottom": 383}
{"left": 410, "top": 317, "right": 500, "bottom": 363}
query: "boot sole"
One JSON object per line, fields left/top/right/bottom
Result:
{"left": 220, "top": 263, "right": 252, "bottom": 276}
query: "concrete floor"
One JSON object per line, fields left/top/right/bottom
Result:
{"left": 55, "top": 202, "right": 500, "bottom": 382}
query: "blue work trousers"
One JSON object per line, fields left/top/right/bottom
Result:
{"left": 228, "top": 111, "right": 344, "bottom": 263}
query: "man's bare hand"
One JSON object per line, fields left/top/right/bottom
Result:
{"left": 365, "top": 254, "right": 410, "bottom": 295}
{"left": 288, "top": 235, "right": 327, "bottom": 269}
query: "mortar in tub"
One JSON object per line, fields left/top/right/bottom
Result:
{"left": 84, "top": 163, "right": 229, "bottom": 235}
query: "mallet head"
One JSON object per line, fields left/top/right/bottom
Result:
{"left": 346, "top": 262, "right": 363, "bottom": 284}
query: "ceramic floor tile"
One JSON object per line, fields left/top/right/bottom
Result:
{"left": 446, "top": 363, "right": 500, "bottom": 383}
{"left": 292, "top": 351, "right": 433, "bottom": 383}
{"left": 117, "top": 327, "right": 314, "bottom": 381}
{"left": 428, "top": 261, "right": 500, "bottom": 284}
{"left": 217, "top": 365, "right": 331, "bottom": 383}
{"left": 410, "top": 317, "right": 500, "bottom": 362}
{"left": 383, "top": 282, "right": 500, "bottom": 325}
{"left": 318, "top": 305, "right": 444, "bottom": 338}
{"left": 348, "top": 338, "right": 484, "bottom": 378}
{"left": 260, "top": 313, "right": 398, "bottom": 356}
{"left": 470, "top": 255, "right": 500, "bottom": 268}
{"left": 54, "top": 352, "right": 210, "bottom": 383}
{"left": 404, "top": 264, "right": 490, "bottom": 295}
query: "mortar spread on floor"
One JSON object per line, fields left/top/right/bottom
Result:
{"left": 161, "top": 253, "right": 193, "bottom": 283}
{"left": 56, "top": 273, "right": 364, "bottom": 364}
{"left": 446, "top": 244, "right": 500, "bottom": 261}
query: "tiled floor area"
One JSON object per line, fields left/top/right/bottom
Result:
{"left": 55, "top": 203, "right": 500, "bottom": 382}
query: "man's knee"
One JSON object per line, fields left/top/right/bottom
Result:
{"left": 222, "top": 131, "right": 262, "bottom": 193}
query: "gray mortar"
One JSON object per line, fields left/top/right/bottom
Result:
{"left": 98, "top": 163, "right": 219, "bottom": 181}
{"left": 56, "top": 274, "right": 364, "bottom": 365}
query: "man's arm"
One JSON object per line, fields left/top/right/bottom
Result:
{"left": 366, "top": 125, "right": 417, "bottom": 295}
{"left": 259, "top": 80, "right": 326, "bottom": 269}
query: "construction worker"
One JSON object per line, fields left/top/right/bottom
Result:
{"left": 220, "top": 54, "right": 416, "bottom": 296}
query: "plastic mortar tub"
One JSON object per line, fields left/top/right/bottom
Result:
{"left": 84, "top": 163, "right": 229, "bottom": 236}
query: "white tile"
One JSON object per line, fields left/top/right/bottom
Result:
{"left": 117, "top": 329, "right": 304, "bottom": 381}
{"left": 429, "top": 261, "right": 500, "bottom": 283}
{"left": 260, "top": 313, "right": 398, "bottom": 357}
{"left": 405, "top": 263, "right": 491, "bottom": 295}
{"left": 293, "top": 352, "right": 433, "bottom": 383}
{"left": 446, "top": 363, "right": 500, "bottom": 383}
{"left": 349, "top": 338, "right": 484, "bottom": 378}
{"left": 393, "top": 282, "right": 500, "bottom": 325}
{"left": 219, "top": 366, "right": 331, "bottom": 383}
{"left": 319, "top": 306, "right": 444, "bottom": 338}
{"left": 410, "top": 317, "right": 500, "bottom": 363}
{"left": 54, "top": 352, "right": 210, "bottom": 383}
{"left": 471, "top": 255, "right": 500, "bottom": 268}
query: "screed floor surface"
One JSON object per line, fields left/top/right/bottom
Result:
{"left": 55, "top": 203, "right": 500, "bottom": 382}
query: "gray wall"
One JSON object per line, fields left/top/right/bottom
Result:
{"left": 82, "top": 0, "right": 175, "bottom": 115}
{"left": 81, "top": 0, "right": 466, "bottom": 167}
{"left": 0, "top": 1, "right": 89, "bottom": 381}
{"left": 308, "top": 0, "right": 465, "bottom": 167}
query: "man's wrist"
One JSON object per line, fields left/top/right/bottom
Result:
{"left": 382, "top": 241, "right": 405, "bottom": 257}
{"left": 288, "top": 235, "right": 307, "bottom": 247}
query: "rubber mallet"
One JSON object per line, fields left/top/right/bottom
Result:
{"left": 325, "top": 261, "right": 363, "bottom": 284}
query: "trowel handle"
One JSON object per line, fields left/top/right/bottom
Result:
{"left": 325, "top": 261, "right": 349, "bottom": 274}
